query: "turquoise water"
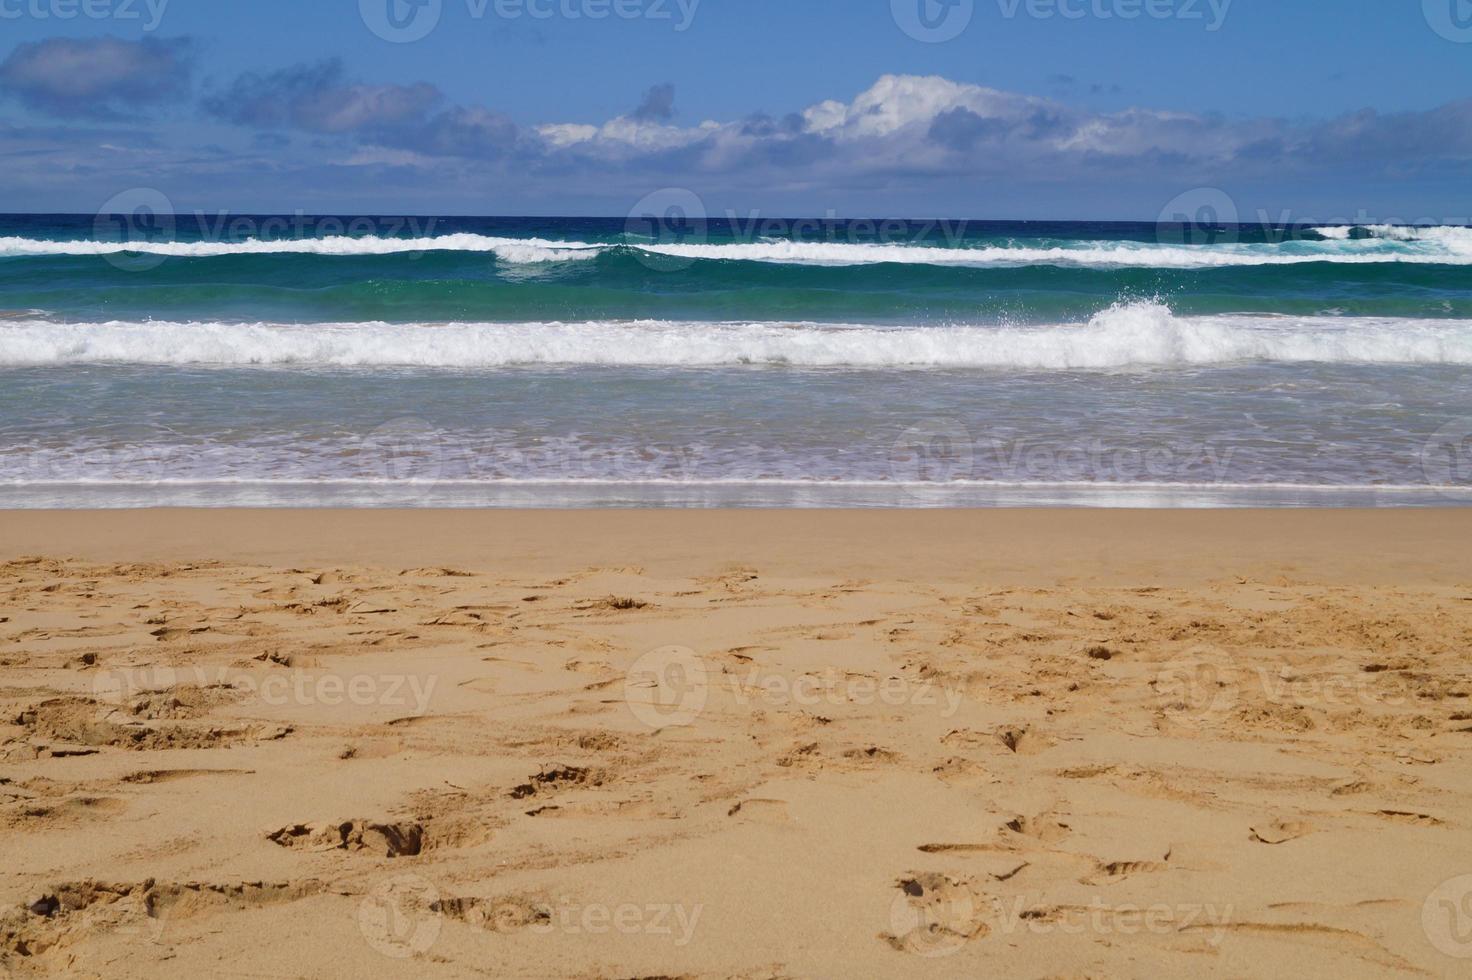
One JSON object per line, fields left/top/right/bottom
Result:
{"left": 1, "top": 215, "right": 1470, "bottom": 507}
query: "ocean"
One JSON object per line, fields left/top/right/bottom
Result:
{"left": 2, "top": 213, "right": 1470, "bottom": 507}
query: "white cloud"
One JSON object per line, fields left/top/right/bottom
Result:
{"left": 536, "top": 123, "right": 599, "bottom": 148}
{"left": 814, "top": 74, "right": 1039, "bottom": 140}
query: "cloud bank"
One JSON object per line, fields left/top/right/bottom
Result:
{"left": 3, "top": 37, "right": 1471, "bottom": 214}
{"left": 0, "top": 36, "right": 193, "bottom": 119}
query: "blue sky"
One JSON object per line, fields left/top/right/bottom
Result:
{"left": 2, "top": 0, "right": 1471, "bottom": 217}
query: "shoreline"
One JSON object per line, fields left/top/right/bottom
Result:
{"left": 1, "top": 508, "right": 1469, "bottom": 584}
{"left": 3, "top": 482, "right": 1472, "bottom": 510}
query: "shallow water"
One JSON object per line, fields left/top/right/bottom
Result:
{"left": 1, "top": 216, "right": 1469, "bottom": 507}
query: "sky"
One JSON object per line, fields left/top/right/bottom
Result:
{"left": 1, "top": 0, "right": 1471, "bottom": 218}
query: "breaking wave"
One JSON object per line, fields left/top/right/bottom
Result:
{"left": 3, "top": 302, "right": 1470, "bottom": 370}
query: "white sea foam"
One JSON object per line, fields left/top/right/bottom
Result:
{"left": 5, "top": 227, "right": 1472, "bottom": 267}
{"left": 633, "top": 239, "right": 1471, "bottom": 268}
{"left": 0, "top": 233, "right": 605, "bottom": 263}
{"left": 488, "top": 241, "right": 602, "bottom": 264}
{"left": 2, "top": 303, "right": 1469, "bottom": 370}
{"left": 1310, "top": 225, "right": 1472, "bottom": 252}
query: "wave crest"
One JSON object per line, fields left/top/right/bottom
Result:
{"left": 0, "top": 233, "right": 604, "bottom": 263}
{"left": 2, "top": 303, "right": 1469, "bottom": 370}
{"left": 1311, "top": 224, "right": 1472, "bottom": 251}
{"left": 5, "top": 226, "right": 1472, "bottom": 268}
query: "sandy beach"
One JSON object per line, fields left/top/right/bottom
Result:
{"left": 2, "top": 509, "right": 1471, "bottom": 978}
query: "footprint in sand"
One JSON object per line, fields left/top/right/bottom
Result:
{"left": 994, "top": 726, "right": 1054, "bottom": 755}
{"left": 268, "top": 820, "right": 426, "bottom": 857}
{"left": 842, "top": 746, "right": 901, "bottom": 765}
{"left": 883, "top": 873, "right": 990, "bottom": 957}
{"left": 1002, "top": 813, "right": 1071, "bottom": 843}
{"left": 1080, "top": 858, "right": 1169, "bottom": 885}
{"left": 1249, "top": 819, "right": 1313, "bottom": 844}
{"left": 121, "top": 769, "right": 254, "bottom": 784}
{"left": 727, "top": 799, "right": 791, "bottom": 824}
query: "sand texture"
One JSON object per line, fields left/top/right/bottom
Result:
{"left": 1, "top": 510, "right": 1470, "bottom": 978}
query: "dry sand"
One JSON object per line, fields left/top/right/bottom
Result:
{"left": 1, "top": 509, "right": 1471, "bottom": 978}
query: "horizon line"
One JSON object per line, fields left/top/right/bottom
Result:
{"left": 0, "top": 212, "right": 1457, "bottom": 227}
